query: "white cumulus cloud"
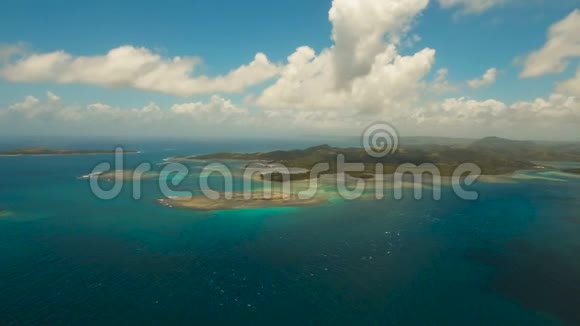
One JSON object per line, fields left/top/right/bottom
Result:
{"left": 438, "top": 0, "right": 507, "bottom": 15}
{"left": 520, "top": 9, "right": 580, "bottom": 78}
{"left": 330, "top": 0, "right": 429, "bottom": 87}
{"left": 556, "top": 66, "right": 580, "bottom": 96}
{"left": 0, "top": 46, "right": 279, "bottom": 96}
{"left": 0, "top": 93, "right": 254, "bottom": 136}
{"left": 2, "top": 90, "right": 580, "bottom": 140}
{"left": 430, "top": 68, "right": 458, "bottom": 93}
{"left": 468, "top": 68, "right": 497, "bottom": 88}
{"left": 414, "top": 93, "right": 580, "bottom": 138}
{"left": 46, "top": 91, "right": 60, "bottom": 101}
{"left": 256, "top": 0, "right": 435, "bottom": 115}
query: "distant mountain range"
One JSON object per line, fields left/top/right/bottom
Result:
{"left": 470, "top": 137, "right": 580, "bottom": 161}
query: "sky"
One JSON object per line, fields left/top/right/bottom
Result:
{"left": 0, "top": 0, "right": 579, "bottom": 140}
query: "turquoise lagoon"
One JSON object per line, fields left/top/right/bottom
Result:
{"left": 0, "top": 141, "right": 579, "bottom": 325}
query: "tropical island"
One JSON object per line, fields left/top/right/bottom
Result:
{"left": 156, "top": 137, "right": 580, "bottom": 211}
{"left": 186, "top": 137, "right": 580, "bottom": 178}
{"left": 159, "top": 192, "right": 326, "bottom": 211}
{"left": 0, "top": 148, "right": 139, "bottom": 156}
{"left": 79, "top": 170, "right": 158, "bottom": 182}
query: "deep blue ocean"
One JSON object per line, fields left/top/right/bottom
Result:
{"left": 0, "top": 139, "right": 579, "bottom": 325}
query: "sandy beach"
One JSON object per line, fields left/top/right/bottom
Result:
{"left": 80, "top": 170, "right": 159, "bottom": 182}
{"left": 158, "top": 192, "right": 328, "bottom": 211}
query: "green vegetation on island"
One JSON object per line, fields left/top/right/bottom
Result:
{"left": 468, "top": 137, "right": 580, "bottom": 162}
{"left": 563, "top": 168, "right": 580, "bottom": 175}
{"left": 190, "top": 137, "right": 580, "bottom": 179}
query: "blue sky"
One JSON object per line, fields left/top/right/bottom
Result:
{"left": 0, "top": 0, "right": 579, "bottom": 139}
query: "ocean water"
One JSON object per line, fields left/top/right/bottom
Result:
{"left": 0, "top": 142, "right": 579, "bottom": 325}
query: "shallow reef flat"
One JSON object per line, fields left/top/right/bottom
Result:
{"left": 0, "top": 209, "right": 13, "bottom": 218}
{"left": 477, "top": 174, "right": 519, "bottom": 184}
{"left": 79, "top": 170, "right": 159, "bottom": 182}
{"left": 158, "top": 192, "right": 328, "bottom": 211}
